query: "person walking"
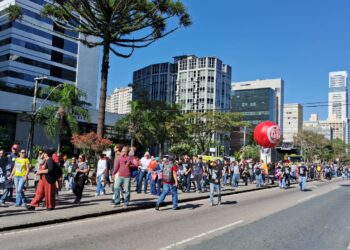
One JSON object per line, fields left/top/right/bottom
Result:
{"left": 254, "top": 162, "right": 263, "bottom": 188}
{"left": 155, "top": 157, "right": 178, "bottom": 210}
{"left": 137, "top": 152, "right": 151, "bottom": 194}
{"left": 112, "top": 147, "right": 138, "bottom": 208}
{"left": 72, "top": 154, "right": 89, "bottom": 204}
{"left": 193, "top": 156, "right": 203, "bottom": 192}
{"left": 95, "top": 154, "right": 107, "bottom": 196}
{"left": 298, "top": 162, "right": 308, "bottom": 191}
{"left": 208, "top": 160, "right": 222, "bottom": 206}
{"left": 26, "top": 149, "right": 57, "bottom": 210}
{"left": 9, "top": 149, "right": 30, "bottom": 207}
{"left": 0, "top": 149, "right": 13, "bottom": 206}
{"left": 183, "top": 155, "right": 192, "bottom": 192}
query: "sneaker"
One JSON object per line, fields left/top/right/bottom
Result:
{"left": 95, "top": 193, "right": 99, "bottom": 196}
{"left": 74, "top": 198, "right": 80, "bottom": 204}
{"left": 210, "top": 203, "right": 214, "bottom": 206}
{"left": 0, "top": 202, "right": 5, "bottom": 207}
{"left": 123, "top": 204, "right": 128, "bottom": 209}
{"left": 155, "top": 205, "right": 159, "bottom": 211}
{"left": 26, "top": 205, "right": 35, "bottom": 211}
{"left": 172, "top": 207, "right": 179, "bottom": 210}
{"left": 113, "top": 203, "right": 121, "bottom": 208}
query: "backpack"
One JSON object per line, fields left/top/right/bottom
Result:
{"left": 255, "top": 167, "right": 261, "bottom": 175}
{"left": 162, "top": 163, "right": 174, "bottom": 183}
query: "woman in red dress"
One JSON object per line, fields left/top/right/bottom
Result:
{"left": 26, "top": 149, "right": 56, "bottom": 210}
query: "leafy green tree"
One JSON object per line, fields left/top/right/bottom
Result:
{"left": 38, "top": 83, "right": 90, "bottom": 154}
{"left": 239, "top": 145, "right": 260, "bottom": 162}
{"left": 169, "top": 143, "right": 195, "bottom": 158}
{"left": 184, "top": 111, "right": 246, "bottom": 154}
{"left": 38, "top": 0, "right": 191, "bottom": 138}
{"left": 115, "top": 100, "right": 187, "bottom": 156}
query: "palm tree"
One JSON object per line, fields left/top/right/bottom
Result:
{"left": 38, "top": 83, "right": 90, "bottom": 154}
{"left": 39, "top": 0, "right": 191, "bottom": 138}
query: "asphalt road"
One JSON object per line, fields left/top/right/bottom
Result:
{"left": 0, "top": 179, "right": 348, "bottom": 250}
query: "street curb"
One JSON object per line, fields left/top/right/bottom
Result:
{"left": 0, "top": 178, "right": 328, "bottom": 232}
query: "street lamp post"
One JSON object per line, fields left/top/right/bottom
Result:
{"left": 26, "top": 76, "right": 47, "bottom": 160}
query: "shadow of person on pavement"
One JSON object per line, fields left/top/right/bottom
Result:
{"left": 302, "top": 188, "right": 313, "bottom": 192}
{"left": 162, "top": 203, "right": 203, "bottom": 211}
{"left": 220, "top": 200, "right": 238, "bottom": 205}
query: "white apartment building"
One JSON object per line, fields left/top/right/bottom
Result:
{"left": 283, "top": 103, "right": 303, "bottom": 142}
{"left": 107, "top": 87, "right": 132, "bottom": 114}
{"left": 175, "top": 55, "right": 231, "bottom": 112}
{"left": 328, "top": 71, "right": 348, "bottom": 120}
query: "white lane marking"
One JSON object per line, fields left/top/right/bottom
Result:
{"left": 347, "top": 241, "right": 350, "bottom": 250}
{"left": 297, "top": 195, "right": 316, "bottom": 203}
{"left": 158, "top": 220, "right": 244, "bottom": 250}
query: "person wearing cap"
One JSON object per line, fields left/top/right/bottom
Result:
{"left": 9, "top": 148, "right": 30, "bottom": 207}
{"left": 149, "top": 157, "right": 160, "bottom": 195}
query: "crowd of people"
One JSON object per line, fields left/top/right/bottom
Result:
{"left": 0, "top": 143, "right": 349, "bottom": 211}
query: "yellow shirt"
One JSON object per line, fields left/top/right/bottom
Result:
{"left": 14, "top": 158, "right": 30, "bottom": 177}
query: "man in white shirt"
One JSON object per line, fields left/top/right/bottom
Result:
{"left": 137, "top": 152, "right": 151, "bottom": 193}
{"left": 96, "top": 154, "right": 107, "bottom": 196}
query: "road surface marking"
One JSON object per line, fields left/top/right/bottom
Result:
{"left": 347, "top": 241, "right": 350, "bottom": 250}
{"left": 158, "top": 220, "right": 244, "bottom": 250}
{"left": 297, "top": 195, "right": 316, "bottom": 203}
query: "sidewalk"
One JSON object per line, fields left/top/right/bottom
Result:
{"left": 0, "top": 177, "right": 303, "bottom": 232}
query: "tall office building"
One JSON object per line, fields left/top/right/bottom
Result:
{"left": 231, "top": 79, "right": 284, "bottom": 127}
{"left": 283, "top": 104, "right": 303, "bottom": 142}
{"left": 231, "top": 79, "right": 284, "bottom": 152}
{"left": 106, "top": 87, "right": 132, "bottom": 114}
{"left": 328, "top": 71, "right": 348, "bottom": 120}
{"left": 0, "top": 0, "right": 100, "bottom": 146}
{"left": 175, "top": 55, "right": 232, "bottom": 113}
{"left": 132, "top": 62, "right": 177, "bottom": 103}
{"left": 327, "top": 71, "right": 349, "bottom": 143}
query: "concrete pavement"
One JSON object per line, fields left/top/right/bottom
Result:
{"left": 0, "top": 178, "right": 346, "bottom": 250}
{"left": 0, "top": 176, "right": 332, "bottom": 232}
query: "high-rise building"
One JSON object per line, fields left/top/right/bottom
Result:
{"left": 107, "top": 87, "right": 132, "bottom": 114}
{"left": 327, "top": 71, "right": 349, "bottom": 143}
{"left": 283, "top": 104, "right": 303, "bottom": 142}
{"left": 132, "top": 62, "right": 177, "bottom": 103}
{"left": 328, "top": 71, "right": 348, "bottom": 120}
{"left": 0, "top": 0, "right": 100, "bottom": 146}
{"left": 175, "top": 55, "right": 232, "bottom": 113}
{"left": 0, "top": 0, "right": 99, "bottom": 106}
{"left": 231, "top": 79, "right": 284, "bottom": 128}
{"left": 230, "top": 79, "right": 284, "bottom": 152}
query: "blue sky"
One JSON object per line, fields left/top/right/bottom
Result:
{"left": 106, "top": 0, "right": 350, "bottom": 120}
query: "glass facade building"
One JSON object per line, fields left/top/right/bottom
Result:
{"left": 231, "top": 88, "right": 276, "bottom": 126}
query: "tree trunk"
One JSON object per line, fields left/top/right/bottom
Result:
{"left": 97, "top": 41, "right": 110, "bottom": 138}
{"left": 158, "top": 143, "right": 163, "bottom": 158}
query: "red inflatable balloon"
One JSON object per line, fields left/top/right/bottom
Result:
{"left": 254, "top": 121, "right": 282, "bottom": 148}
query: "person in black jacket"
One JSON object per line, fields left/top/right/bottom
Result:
{"left": 0, "top": 149, "right": 13, "bottom": 206}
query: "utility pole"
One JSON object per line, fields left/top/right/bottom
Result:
{"left": 243, "top": 126, "right": 247, "bottom": 147}
{"left": 27, "top": 76, "right": 47, "bottom": 160}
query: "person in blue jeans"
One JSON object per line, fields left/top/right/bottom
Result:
{"left": 9, "top": 149, "right": 30, "bottom": 207}
{"left": 183, "top": 155, "right": 192, "bottom": 192}
{"left": 155, "top": 158, "right": 178, "bottom": 210}
{"left": 208, "top": 160, "right": 222, "bottom": 206}
{"left": 298, "top": 163, "right": 308, "bottom": 191}
{"left": 138, "top": 152, "right": 151, "bottom": 193}
{"left": 254, "top": 164, "right": 263, "bottom": 188}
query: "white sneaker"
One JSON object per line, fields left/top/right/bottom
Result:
{"left": 95, "top": 193, "right": 99, "bottom": 196}
{"left": 210, "top": 203, "right": 213, "bottom": 206}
